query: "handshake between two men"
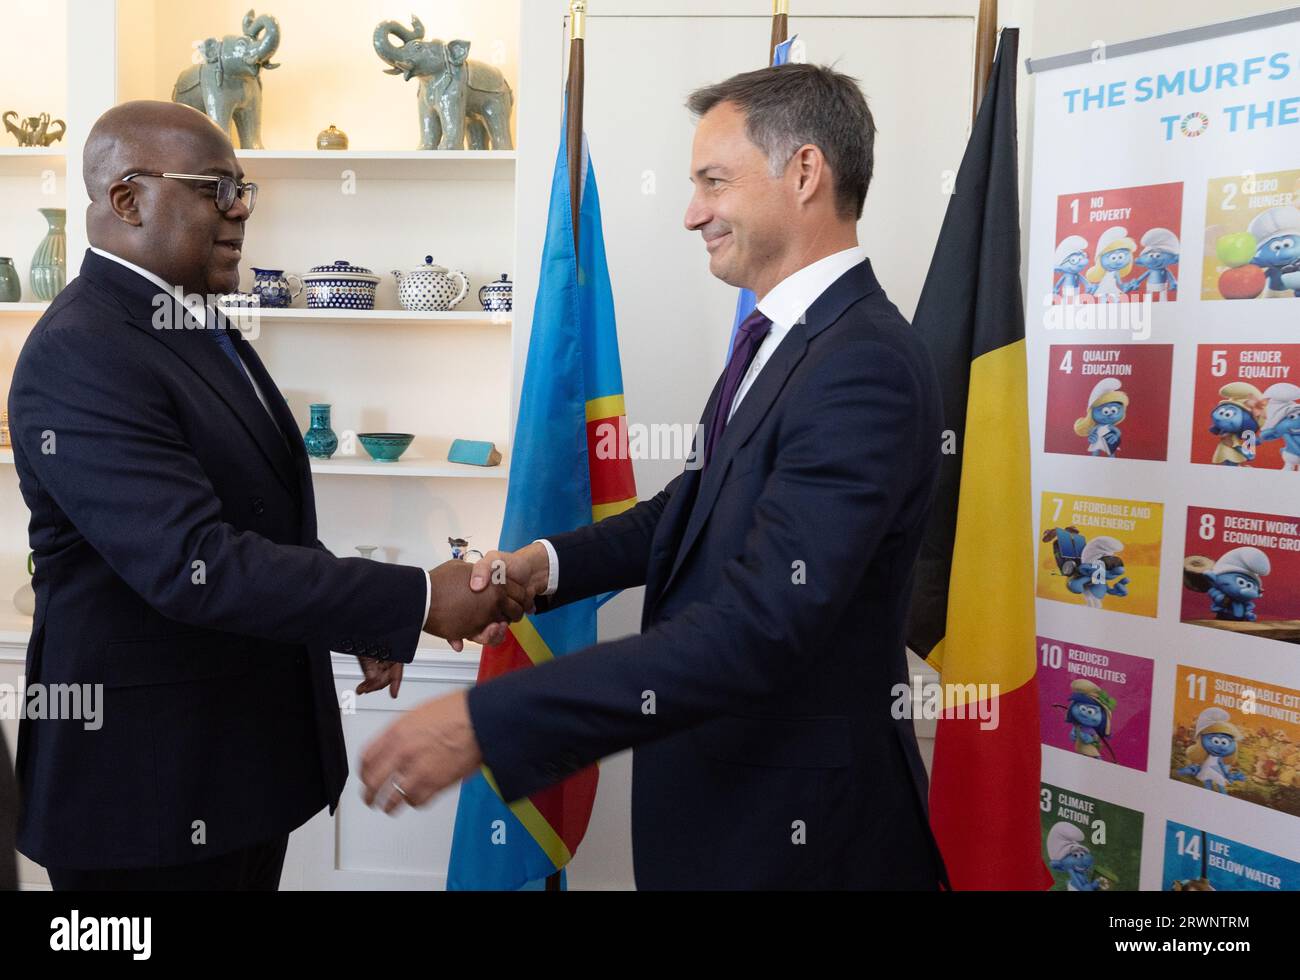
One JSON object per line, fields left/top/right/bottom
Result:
{"left": 353, "top": 543, "right": 551, "bottom": 699}
{"left": 354, "top": 542, "right": 552, "bottom": 812}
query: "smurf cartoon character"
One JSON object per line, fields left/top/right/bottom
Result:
{"left": 1209, "top": 382, "right": 1264, "bottom": 466}
{"left": 1046, "top": 822, "right": 1108, "bottom": 891}
{"left": 1069, "top": 536, "right": 1129, "bottom": 608}
{"left": 1085, "top": 226, "right": 1136, "bottom": 300}
{"left": 1130, "top": 226, "right": 1180, "bottom": 298}
{"left": 1052, "top": 235, "right": 1091, "bottom": 301}
{"left": 1073, "top": 377, "right": 1128, "bottom": 457}
{"left": 1183, "top": 545, "right": 1271, "bottom": 622}
{"left": 1259, "top": 382, "right": 1300, "bottom": 472}
{"left": 1176, "top": 707, "right": 1248, "bottom": 794}
{"left": 1056, "top": 678, "right": 1116, "bottom": 760}
{"left": 1248, "top": 205, "right": 1300, "bottom": 297}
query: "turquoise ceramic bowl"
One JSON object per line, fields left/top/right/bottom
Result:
{"left": 358, "top": 432, "right": 414, "bottom": 462}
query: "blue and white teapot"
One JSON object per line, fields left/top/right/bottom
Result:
{"left": 392, "top": 256, "right": 469, "bottom": 312}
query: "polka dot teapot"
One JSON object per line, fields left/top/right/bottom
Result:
{"left": 392, "top": 256, "right": 469, "bottom": 312}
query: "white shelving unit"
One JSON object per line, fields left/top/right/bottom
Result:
{"left": 219, "top": 306, "right": 510, "bottom": 326}
{"left": 235, "top": 149, "right": 516, "bottom": 181}
{"left": 2, "top": 0, "right": 523, "bottom": 636}
{"left": 0, "top": 148, "right": 67, "bottom": 177}
{"left": 309, "top": 454, "right": 509, "bottom": 480}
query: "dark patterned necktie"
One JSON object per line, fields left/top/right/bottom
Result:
{"left": 704, "top": 309, "right": 771, "bottom": 468}
{"left": 211, "top": 322, "right": 245, "bottom": 374}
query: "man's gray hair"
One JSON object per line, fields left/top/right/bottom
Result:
{"left": 686, "top": 63, "right": 874, "bottom": 221}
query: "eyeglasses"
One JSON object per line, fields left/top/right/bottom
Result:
{"left": 121, "top": 171, "right": 258, "bottom": 216}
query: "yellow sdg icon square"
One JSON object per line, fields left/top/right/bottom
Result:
{"left": 1037, "top": 491, "right": 1163, "bottom": 618}
{"left": 1202, "top": 168, "right": 1300, "bottom": 301}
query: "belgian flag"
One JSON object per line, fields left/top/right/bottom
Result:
{"left": 907, "top": 27, "right": 1051, "bottom": 890}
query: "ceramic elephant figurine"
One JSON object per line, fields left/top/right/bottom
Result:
{"left": 172, "top": 9, "right": 281, "bottom": 149}
{"left": 373, "top": 16, "right": 514, "bottom": 151}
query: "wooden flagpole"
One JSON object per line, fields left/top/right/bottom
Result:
{"left": 972, "top": 0, "right": 998, "bottom": 123}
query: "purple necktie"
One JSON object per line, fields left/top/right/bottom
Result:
{"left": 704, "top": 309, "right": 771, "bottom": 468}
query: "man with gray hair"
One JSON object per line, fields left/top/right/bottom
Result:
{"left": 362, "top": 63, "right": 948, "bottom": 890}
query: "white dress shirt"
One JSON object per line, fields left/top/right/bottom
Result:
{"left": 537, "top": 245, "right": 870, "bottom": 596}
{"left": 89, "top": 247, "right": 434, "bottom": 634}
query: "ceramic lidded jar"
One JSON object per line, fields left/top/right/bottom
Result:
{"left": 478, "top": 273, "right": 512, "bottom": 312}
{"left": 302, "top": 259, "right": 380, "bottom": 310}
{"left": 392, "top": 257, "right": 469, "bottom": 312}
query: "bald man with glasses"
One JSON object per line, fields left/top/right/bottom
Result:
{"left": 6, "top": 100, "right": 530, "bottom": 890}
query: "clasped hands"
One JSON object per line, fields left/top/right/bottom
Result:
{"left": 357, "top": 542, "right": 552, "bottom": 811}
{"left": 354, "top": 545, "right": 548, "bottom": 699}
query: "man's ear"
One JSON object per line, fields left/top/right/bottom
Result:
{"left": 791, "top": 143, "right": 827, "bottom": 202}
{"left": 105, "top": 181, "right": 144, "bottom": 227}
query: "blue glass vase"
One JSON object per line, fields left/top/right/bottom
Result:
{"left": 303, "top": 403, "right": 338, "bottom": 459}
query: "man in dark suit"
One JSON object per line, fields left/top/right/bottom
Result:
{"left": 361, "top": 64, "right": 948, "bottom": 889}
{"left": 7, "top": 101, "right": 526, "bottom": 890}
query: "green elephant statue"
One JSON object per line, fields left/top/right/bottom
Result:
{"left": 374, "top": 16, "right": 514, "bottom": 151}
{"left": 172, "top": 9, "right": 281, "bottom": 149}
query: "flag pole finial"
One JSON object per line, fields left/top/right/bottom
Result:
{"left": 773, "top": 0, "right": 789, "bottom": 14}
{"left": 570, "top": 0, "right": 587, "bottom": 40}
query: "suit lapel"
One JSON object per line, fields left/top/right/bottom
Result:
{"left": 229, "top": 328, "right": 319, "bottom": 543}
{"left": 658, "top": 327, "right": 810, "bottom": 599}
{"left": 79, "top": 248, "right": 301, "bottom": 498}
{"left": 652, "top": 257, "right": 885, "bottom": 605}
{"left": 133, "top": 307, "right": 300, "bottom": 497}
{"left": 640, "top": 372, "right": 723, "bottom": 624}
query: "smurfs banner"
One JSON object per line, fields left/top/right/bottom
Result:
{"left": 1025, "top": 8, "right": 1300, "bottom": 891}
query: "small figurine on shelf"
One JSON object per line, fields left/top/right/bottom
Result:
{"left": 3, "top": 111, "right": 65, "bottom": 147}
{"left": 448, "top": 537, "right": 484, "bottom": 562}
{"left": 172, "top": 10, "right": 281, "bottom": 149}
{"left": 373, "top": 16, "right": 514, "bottom": 150}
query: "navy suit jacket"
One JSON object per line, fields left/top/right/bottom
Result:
{"left": 7, "top": 249, "right": 426, "bottom": 870}
{"left": 468, "top": 258, "right": 949, "bottom": 889}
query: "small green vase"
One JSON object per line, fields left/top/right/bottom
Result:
{"left": 30, "top": 207, "right": 66, "bottom": 300}
{"left": 0, "top": 257, "right": 21, "bottom": 302}
{"left": 303, "top": 403, "right": 338, "bottom": 459}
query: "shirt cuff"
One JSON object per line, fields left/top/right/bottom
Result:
{"left": 422, "top": 570, "right": 431, "bottom": 627}
{"left": 534, "top": 538, "right": 559, "bottom": 596}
